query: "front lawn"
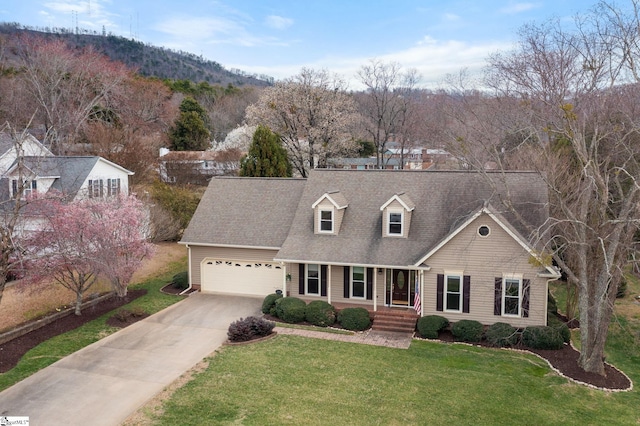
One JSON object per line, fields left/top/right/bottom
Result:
{"left": 151, "top": 335, "right": 638, "bottom": 425}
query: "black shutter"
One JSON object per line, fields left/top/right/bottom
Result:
{"left": 11, "top": 180, "right": 17, "bottom": 198}
{"left": 494, "top": 278, "right": 502, "bottom": 315}
{"left": 366, "top": 268, "right": 373, "bottom": 300}
{"left": 463, "top": 275, "right": 471, "bottom": 313}
{"left": 522, "top": 279, "right": 530, "bottom": 318}
{"left": 299, "top": 264, "right": 305, "bottom": 295}
{"left": 436, "top": 274, "right": 444, "bottom": 311}
{"left": 343, "top": 266, "right": 350, "bottom": 298}
{"left": 321, "top": 265, "right": 327, "bottom": 297}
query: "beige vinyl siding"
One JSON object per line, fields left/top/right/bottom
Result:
{"left": 290, "top": 264, "right": 385, "bottom": 307}
{"left": 421, "top": 213, "right": 547, "bottom": 327}
{"left": 189, "top": 245, "right": 280, "bottom": 288}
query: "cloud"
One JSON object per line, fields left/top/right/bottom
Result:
{"left": 499, "top": 2, "right": 540, "bottom": 15}
{"left": 265, "top": 15, "right": 293, "bottom": 30}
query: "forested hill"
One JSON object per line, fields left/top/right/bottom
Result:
{"left": 0, "top": 23, "right": 273, "bottom": 87}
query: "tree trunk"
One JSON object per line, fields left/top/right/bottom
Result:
{"left": 74, "top": 292, "right": 83, "bottom": 316}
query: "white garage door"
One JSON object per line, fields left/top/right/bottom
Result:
{"left": 201, "top": 259, "right": 283, "bottom": 296}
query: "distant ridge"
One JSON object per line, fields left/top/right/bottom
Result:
{"left": 0, "top": 22, "right": 273, "bottom": 87}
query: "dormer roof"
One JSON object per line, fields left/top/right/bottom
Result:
{"left": 380, "top": 192, "right": 415, "bottom": 211}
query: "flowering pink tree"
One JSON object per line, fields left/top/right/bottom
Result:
{"left": 24, "top": 195, "right": 153, "bottom": 315}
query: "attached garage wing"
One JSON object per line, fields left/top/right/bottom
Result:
{"left": 201, "top": 259, "right": 283, "bottom": 297}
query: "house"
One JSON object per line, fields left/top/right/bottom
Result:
{"left": 158, "top": 148, "right": 242, "bottom": 184}
{"left": 327, "top": 157, "right": 401, "bottom": 170}
{"left": 180, "top": 170, "right": 560, "bottom": 327}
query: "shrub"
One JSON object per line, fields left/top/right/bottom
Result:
{"left": 274, "top": 297, "right": 306, "bottom": 323}
{"left": 305, "top": 300, "right": 336, "bottom": 327}
{"left": 417, "top": 315, "right": 449, "bottom": 339}
{"left": 485, "top": 322, "right": 518, "bottom": 347}
{"left": 451, "top": 319, "right": 484, "bottom": 342}
{"left": 547, "top": 315, "right": 571, "bottom": 344}
{"left": 171, "top": 271, "right": 189, "bottom": 290}
{"left": 522, "top": 326, "right": 564, "bottom": 350}
{"left": 227, "top": 316, "right": 275, "bottom": 342}
{"left": 113, "top": 307, "right": 147, "bottom": 322}
{"left": 337, "top": 307, "right": 371, "bottom": 331}
{"left": 262, "top": 293, "right": 283, "bottom": 314}
{"left": 616, "top": 278, "right": 627, "bottom": 298}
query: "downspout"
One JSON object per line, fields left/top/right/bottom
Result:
{"left": 179, "top": 244, "right": 193, "bottom": 295}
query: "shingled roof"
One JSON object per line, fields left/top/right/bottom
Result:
{"left": 182, "top": 170, "right": 549, "bottom": 267}
{"left": 181, "top": 177, "right": 307, "bottom": 248}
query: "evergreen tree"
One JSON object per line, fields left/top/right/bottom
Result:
{"left": 169, "top": 97, "right": 211, "bottom": 151}
{"left": 239, "top": 125, "right": 292, "bottom": 177}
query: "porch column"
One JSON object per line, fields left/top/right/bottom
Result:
{"left": 282, "top": 262, "right": 287, "bottom": 296}
{"left": 327, "top": 265, "right": 332, "bottom": 304}
{"left": 373, "top": 267, "right": 377, "bottom": 312}
{"left": 419, "top": 269, "right": 424, "bottom": 316}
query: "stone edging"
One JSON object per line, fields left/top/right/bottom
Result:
{"left": 0, "top": 292, "right": 115, "bottom": 345}
{"left": 223, "top": 331, "right": 278, "bottom": 346}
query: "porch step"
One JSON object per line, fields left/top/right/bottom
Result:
{"left": 372, "top": 310, "right": 419, "bottom": 333}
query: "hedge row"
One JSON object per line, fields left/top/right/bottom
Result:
{"left": 261, "top": 294, "right": 370, "bottom": 331}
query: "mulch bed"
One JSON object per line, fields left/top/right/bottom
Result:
{"left": 0, "top": 289, "right": 147, "bottom": 373}
{"left": 434, "top": 330, "right": 631, "bottom": 391}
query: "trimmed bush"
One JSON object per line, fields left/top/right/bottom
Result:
{"left": 274, "top": 297, "right": 306, "bottom": 323}
{"left": 262, "top": 292, "right": 283, "bottom": 314}
{"left": 547, "top": 315, "right": 571, "bottom": 344}
{"left": 305, "top": 300, "right": 336, "bottom": 327}
{"left": 417, "top": 315, "right": 449, "bottom": 339}
{"left": 337, "top": 307, "right": 371, "bottom": 331}
{"left": 171, "top": 271, "right": 189, "bottom": 290}
{"left": 227, "top": 316, "right": 275, "bottom": 342}
{"left": 485, "top": 322, "right": 518, "bottom": 347}
{"left": 522, "top": 326, "right": 564, "bottom": 350}
{"left": 451, "top": 319, "right": 484, "bottom": 342}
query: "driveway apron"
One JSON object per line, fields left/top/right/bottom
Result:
{"left": 0, "top": 293, "right": 261, "bottom": 426}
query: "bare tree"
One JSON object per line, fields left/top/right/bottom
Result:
{"left": 246, "top": 68, "right": 360, "bottom": 177}
{"left": 445, "top": 6, "right": 640, "bottom": 375}
{"left": 356, "top": 59, "right": 420, "bottom": 168}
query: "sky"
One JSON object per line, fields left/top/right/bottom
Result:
{"left": 0, "top": 0, "right": 598, "bottom": 89}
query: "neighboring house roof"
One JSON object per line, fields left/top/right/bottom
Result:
{"left": 274, "top": 170, "right": 548, "bottom": 268}
{"left": 181, "top": 177, "right": 307, "bottom": 249}
{"left": 160, "top": 151, "right": 220, "bottom": 162}
{"left": 184, "top": 170, "right": 550, "bottom": 269}
{"left": 7, "top": 156, "right": 134, "bottom": 198}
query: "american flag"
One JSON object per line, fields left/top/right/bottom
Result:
{"left": 414, "top": 275, "right": 421, "bottom": 314}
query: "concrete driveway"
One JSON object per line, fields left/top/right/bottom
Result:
{"left": 0, "top": 293, "right": 262, "bottom": 426}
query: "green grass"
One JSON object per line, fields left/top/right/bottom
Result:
{"left": 0, "top": 257, "right": 187, "bottom": 392}
{"left": 153, "top": 335, "right": 639, "bottom": 425}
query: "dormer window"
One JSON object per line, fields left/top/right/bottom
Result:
{"left": 380, "top": 192, "right": 415, "bottom": 238}
{"left": 312, "top": 191, "right": 348, "bottom": 235}
{"left": 319, "top": 209, "right": 333, "bottom": 233}
{"left": 388, "top": 211, "right": 403, "bottom": 235}
{"left": 11, "top": 179, "right": 37, "bottom": 199}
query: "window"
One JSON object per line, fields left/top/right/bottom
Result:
{"left": 478, "top": 225, "right": 490, "bottom": 237}
{"left": 502, "top": 278, "right": 521, "bottom": 316}
{"left": 319, "top": 209, "right": 333, "bottom": 233}
{"left": 11, "top": 179, "right": 37, "bottom": 199}
{"left": 107, "top": 178, "right": 120, "bottom": 197}
{"left": 445, "top": 275, "right": 462, "bottom": 312}
{"left": 306, "top": 264, "right": 320, "bottom": 295}
{"left": 88, "top": 179, "right": 103, "bottom": 198}
{"left": 351, "top": 266, "right": 366, "bottom": 298}
{"left": 388, "top": 211, "right": 403, "bottom": 235}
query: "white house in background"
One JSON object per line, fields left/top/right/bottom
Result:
{"left": 158, "top": 147, "right": 241, "bottom": 185}
{"left": 0, "top": 131, "right": 134, "bottom": 201}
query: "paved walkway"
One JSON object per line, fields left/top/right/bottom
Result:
{"left": 275, "top": 327, "right": 414, "bottom": 349}
{"left": 0, "top": 293, "right": 262, "bottom": 426}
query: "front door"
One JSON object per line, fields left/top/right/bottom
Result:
{"left": 392, "top": 269, "right": 408, "bottom": 305}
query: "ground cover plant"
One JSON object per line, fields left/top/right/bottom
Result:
{"left": 149, "top": 335, "right": 639, "bottom": 425}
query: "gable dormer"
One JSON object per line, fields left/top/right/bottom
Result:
{"left": 380, "top": 192, "right": 415, "bottom": 238}
{"left": 311, "top": 190, "right": 348, "bottom": 235}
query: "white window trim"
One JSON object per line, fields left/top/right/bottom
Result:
{"left": 351, "top": 266, "right": 366, "bottom": 299}
{"left": 318, "top": 208, "right": 334, "bottom": 234}
{"left": 502, "top": 275, "right": 523, "bottom": 317}
{"left": 386, "top": 209, "right": 404, "bottom": 237}
{"left": 444, "top": 273, "right": 463, "bottom": 313}
{"left": 478, "top": 225, "right": 491, "bottom": 237}
{"left": 306, "top": 264, "right": 321, "bottom": 296}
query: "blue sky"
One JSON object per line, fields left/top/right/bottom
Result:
{"left": 1, "top": 0, "right": 596, "bottom": 88}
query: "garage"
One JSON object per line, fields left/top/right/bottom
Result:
{"left": 200, "top": 259, "right": 284, "bottom": 296}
